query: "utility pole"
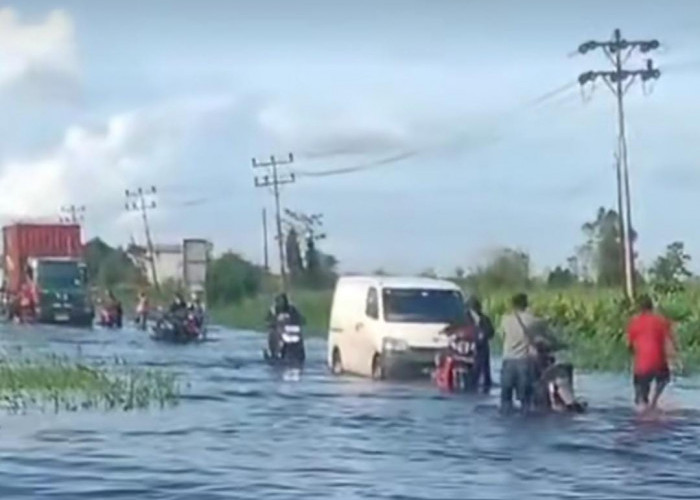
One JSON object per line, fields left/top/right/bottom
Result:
{"left": 253, "top": 153, "right": 295, "bottom": 292}
{"left": 577, "top": 29, "right": 661, "bottom": 300}
{"left": 60, "top": 205, "right": 85, "bottom": 224}
{"left": 614, "top": 151, "right": 625, "bottom": 288}
{"left": 125, "top": 186, "right": 160, "bottom": 290}
{"left": 262, "top": 208, "right": 269, "bottom": 272}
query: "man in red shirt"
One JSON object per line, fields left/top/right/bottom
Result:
{"left": 627, "top": 295, "right": 677, "bottom": 412}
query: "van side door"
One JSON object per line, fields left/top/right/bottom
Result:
{"left": 353, "top": 286, "right": 381, "bottom": 377}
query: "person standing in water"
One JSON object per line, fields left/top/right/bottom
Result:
{"left": 627, "top": 295, "right": 678, "bottom": 413}
{"left": 135, "top": 291, "right": 149, "bottom": 330}
{"left": 468, "top": 296, "right": 494, "bottom": 393}
{"left": 499, "top": 293, "right": 540, "bottom": 413}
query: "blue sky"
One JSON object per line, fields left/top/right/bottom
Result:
{"left": 1, "top": 0, "right": 699, "bottom": 275}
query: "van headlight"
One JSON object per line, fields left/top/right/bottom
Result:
{"left": 383, "top": 337, "right": 409, "bottom": 352}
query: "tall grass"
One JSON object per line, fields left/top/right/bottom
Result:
{"left": 210, "top": 289, "right": 332, "bottom": 334}
{"left": 0, "top": 355, "right": 179, "bottom": 413}
{"left": 482, "top": 288, "right": 700, "bottom": 372}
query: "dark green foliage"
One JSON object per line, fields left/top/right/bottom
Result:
{"left": 300, "top": 240, "right": 338, "bottom": 289}
{"left": 466, "top": 248, "right": 530, "bottom": 292}
{"left": 205, "top": 252, "right": 264, "bottom": 305}
{"left": 649, "top": 241, "right": 692, "bottom": 294}
{"left": 83, "top": 238, "right": 145, "bottom": 287}
{"left": 580, "top": 207, "right": 636, "bottom": 286}
{"left": 547, "top": 266, "right": 577, "bottom": 288}
{"left": 285, "top": 228, "right": 304, "bottom": 279}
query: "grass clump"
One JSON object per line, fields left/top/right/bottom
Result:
{"left": 0, "top": 354, "right": 179, "bottom": 413}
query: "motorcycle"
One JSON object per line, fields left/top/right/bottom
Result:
{"left": 433, "top": 323, "right": 477, "bottom": 392}
{"left": 98, "top": 306, "right": 122, "bottom": 329}
{"left": 151, "top": 311, "right": 203, "bottom": 343}
{"left": 264, "top": 313, "right": 305, "bottom": 365}
{"left": 534, "top": 343, "right": 587, "bottom": 413}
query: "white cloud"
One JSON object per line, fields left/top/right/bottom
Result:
{"left": 0, "top": 96, "right": 235, "bottom": 234}
{"left": 0, "top": 8, "right": 79, "bottom": 101}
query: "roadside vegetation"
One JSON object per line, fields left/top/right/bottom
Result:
{"left": 92, "top": 206, "right": 700, "bottom": 373}
{"left": 0, "top": 354, "right": 179, "bottom": 413}
{"left": 206, "top": 206, "right": 700, "bottom": 373}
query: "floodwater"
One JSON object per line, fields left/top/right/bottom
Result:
{"left": 0, "top": 324, "right": 699, "bottom": 500}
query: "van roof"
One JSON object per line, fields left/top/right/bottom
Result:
{"left": 337, "top": 275, "right": 461, "bottom": 291}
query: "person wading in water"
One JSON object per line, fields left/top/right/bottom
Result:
{"left": 627, "top": 295, "right": 679, "bottom": 413}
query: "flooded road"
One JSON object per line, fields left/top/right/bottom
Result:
{"left": 0, "top": 324, "right": 699, "bottom": 499}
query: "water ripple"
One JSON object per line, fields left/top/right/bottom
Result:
{"left": 0, "top": 326, "right": 699, "bottom": 499}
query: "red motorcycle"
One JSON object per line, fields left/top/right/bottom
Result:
{"left": 433, "top": 323, "right": 477, "bottom": 392}
{"left": 98, "top": 304, "right": 122, "bottom": 329}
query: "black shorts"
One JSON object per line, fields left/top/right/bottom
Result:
{"left": 633, "top": 369, "right": 670, "bottom": 404}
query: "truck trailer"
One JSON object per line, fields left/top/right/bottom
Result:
{"left": 2, "top": 223, "right": 93, "bottom": 326}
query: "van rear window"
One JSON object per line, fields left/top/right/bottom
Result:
{"left": 382, "top": 288, "right": 464, "bottom": 324}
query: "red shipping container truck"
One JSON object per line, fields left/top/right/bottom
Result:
{"left": 2, "top": 223, "right": 93, "bottom": 326}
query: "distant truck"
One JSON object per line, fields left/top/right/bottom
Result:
{"left": 2, "top": 223, "right": 93, "bottom": 326}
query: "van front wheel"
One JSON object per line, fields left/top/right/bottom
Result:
{"left": 331, "top": 348, "right": 343, "bottom": 375}
{"left": 371, "top": 354, "right": 385, "bottom": 381}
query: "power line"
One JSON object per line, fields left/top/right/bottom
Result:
{"left": 125, "top": 186, "right": 160, "bottom": 291}
{"left": 252, "top": 153, "right": 295, "bottom": 292}
{"left": 577, "top": 28, "right": 661, "bottom": 300}
{"left": 294, "top": 80, "right": 579, "bottom": 179}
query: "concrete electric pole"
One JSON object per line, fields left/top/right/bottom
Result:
{"left": 252, "top": 153, "right": 295, "bottom": 292}
{"left": 577, "top": 29, "right": 661, "bottom": 300}
{"left": 125, "top": 186, "right": 160, "bottom": 290}
{"left": 60, "top": 205, "right": 85, "bottom": 224}
{"left": 262, "top": 208, "right": 270, "bottom": 272}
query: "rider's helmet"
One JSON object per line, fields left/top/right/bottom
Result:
{"left": 274, "top": 293, "right": 290, "bottom": 313}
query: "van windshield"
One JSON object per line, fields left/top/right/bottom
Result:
{"left": 382, "top": 288, "right": 464, "bottom": 324}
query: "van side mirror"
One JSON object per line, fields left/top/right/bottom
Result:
{"left": 366, "top": 302, "right": 378, "bottom": 319}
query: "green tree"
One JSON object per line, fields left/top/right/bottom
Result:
{"left": 649, "top": 241, "right": 692, "bottom": 294}
{"left": 84, "top": 238, "right": 145, "bottom": 287}
{"left": 467, "top": 247, "right": 530, "bottom": 291}
{"left": 205, "top": 252, "right": 264, "bottom": 305}
{"left": 547, "top": 266, "right": 577, "bottom": 288}
{"left": 285, "top": 228, "right": 304, "bottom": 280}
{"left": 302, "top": 236, "right": 338, "bottom": 289}
{"left": 581, "top": 207, "right": 636, "bottom": 287}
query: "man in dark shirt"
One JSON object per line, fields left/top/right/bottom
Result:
{"left": 467, "top": 296, "right": 494, "bottom": 393}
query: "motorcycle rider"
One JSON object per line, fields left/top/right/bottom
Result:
{"left": 169, "top": 292, "right": 188, "bottom": 315}
{"left": 467, "top": 296, "right": 494, "bottom": 394}
{"left": 266, "top": 293, "right": 304, "bottom": 358}
{"left": 166, "top": 292, "right": 189, "bottom": 338}
{"left": 188, "top": 291, "right": 206, "bottom": 329}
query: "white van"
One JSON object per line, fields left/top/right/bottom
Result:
{"left": 327, "top": 276, "right": 466, "bottom": 379}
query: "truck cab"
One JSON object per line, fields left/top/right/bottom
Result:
{"left": 28, "top": 257, "right": 93, "bottom": 325}
{"left": 2, "top": 222, "right": 93, "bottom": 327}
